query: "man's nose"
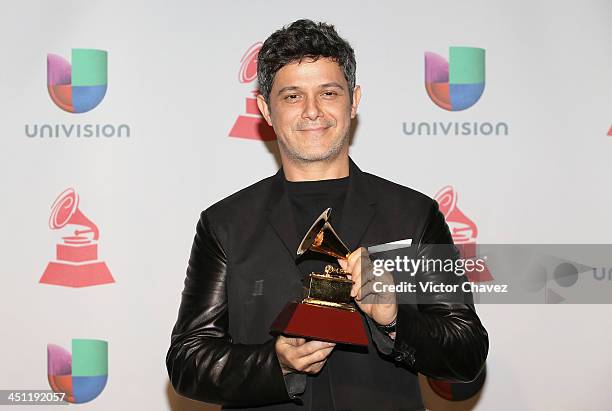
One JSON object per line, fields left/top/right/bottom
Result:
{"left": 301, "top": 96, "right": 323, "bottom": 121}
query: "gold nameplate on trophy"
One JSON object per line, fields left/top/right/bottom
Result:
{"left": 303, "top": 265, "right": 354, "bottom": 311}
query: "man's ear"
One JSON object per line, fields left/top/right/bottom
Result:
{"left": 256, "top": 94, "right": 273, "bottom": 126}
{"left": 350, "top": 85, "right": 361, "bottom": 119}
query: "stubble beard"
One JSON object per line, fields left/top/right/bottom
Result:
{"left": 278, "top": 130, "right": 349, "bottom": 165}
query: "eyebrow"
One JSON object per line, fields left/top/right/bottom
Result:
{"left": 320, "top": 82, "right": 345, "bottom": 90}
{"left": 276, "top": 82, "right": 345, "bottom": 96}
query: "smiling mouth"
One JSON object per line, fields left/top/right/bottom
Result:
{"left": 298, "top": 126, "right": 329, "bottom": 132}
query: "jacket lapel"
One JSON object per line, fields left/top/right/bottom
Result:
{"left": 266, "top": 168, "right": 300, "bottom": 261}
{"left": 338, "top": 158, "right": 378, "bottom": 252}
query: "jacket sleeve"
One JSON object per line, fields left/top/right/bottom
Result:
{"left": 390, "top": 201, "right": 489, "bottom": 382}
{"left": 166, "top": 211, "right": 291, "bottom": 407}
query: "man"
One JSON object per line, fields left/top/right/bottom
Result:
{"left": 167, "top": 19, "right": 488, "bottom": 410}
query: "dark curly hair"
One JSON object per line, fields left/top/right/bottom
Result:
{"left": 257, "top": 19, "right": 356, "bottom": 105}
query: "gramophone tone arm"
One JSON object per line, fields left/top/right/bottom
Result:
{"left": 74, "top": 228, "right": 97, "bottom": 239}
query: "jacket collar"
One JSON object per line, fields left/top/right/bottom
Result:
{"left": 266, "top": 157, "right": 377, "bottom": 260}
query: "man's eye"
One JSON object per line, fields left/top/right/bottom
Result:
{"left": 322, "top": 91, "right": 338, "bottom": 97}
{"left": 285, "top": 94, "right": 299, "bottom": 101}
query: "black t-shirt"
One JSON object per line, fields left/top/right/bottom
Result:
{"left": 284, "top": 175, "right": 350, "bottom": 409}
{"left": 285, "top": 175, "right": 349, "bottom": 278}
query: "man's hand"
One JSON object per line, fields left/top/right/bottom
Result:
{"left": 275, "top": 336, "right": 336, "bottom": 376}
{"left": 338, "top": 247, "right": 398, "bottom": 326}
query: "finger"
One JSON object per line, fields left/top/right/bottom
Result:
{"left": 356, "top": 264, "right": 377, "bottom": 300}
{"left": 276, "top": 335, "right": 289, "bottom": 346}
{"left": 279, "top": 336, "right": 306, "bottom": 347}
{"left": 346, "top": 248, "right": 362, "bottom": 272}
{"left": 304, "top": 358, "right": 328, "bottom": 374}
{"left": 349, "top": 248, "right": 370, "bottom": 297}
{"left": 361, "top": 255, "right": 376, "bottom": 283}
{"left": 355, "top": 249, "right": 378, "bottom": 298}
{"left": 294, "top": 340, "right": 335, "bottom": 357}
{"left": 292, "top": 337, "right": 307, "bottom": 346}
{"left": 337, "top": 259, "right": 352, "bottom": 279}
{"left": 296, "top": 346, "right": 334, "bottom": 371}
{"left": 369, "top": 269, "right": 397, "bottom": 302}
{"left": 349, "top": 257, "right": 361, "bottom": 297}
{"left": 354, "top": 247, "right": 369, "bottom": 261}
{"left": 358, "top": 274, "right": 397, "bottom": 305}
{"left": 356, "top": 277, "right": 376, "bottom": 302}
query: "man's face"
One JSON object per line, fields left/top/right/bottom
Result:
{"left": 257, "top": 58, "right": 361, "bottom": 163}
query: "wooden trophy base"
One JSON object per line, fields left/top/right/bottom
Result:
{"left": 270, "top": 301, "right": 369, "bottom": 346}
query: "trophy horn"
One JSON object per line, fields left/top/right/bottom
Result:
{"left": 297, "top": 208, "right": 351, "bottom": 260}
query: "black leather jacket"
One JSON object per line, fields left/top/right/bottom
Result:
{"left": 166, "top": 160, "right": 488, "bottom": 409}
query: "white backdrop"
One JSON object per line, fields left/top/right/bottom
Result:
{"left": 1, "top": 0, "right": 611, "bottom": 410}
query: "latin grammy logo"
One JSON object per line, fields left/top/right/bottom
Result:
{"left": 40, "top": 188, "right": 114, "bottom": 287}
{"left": 434, "top": 185, "right": 492, "bottom": 282}
{"left": 434, "top": 185, "right": 478, "bottom": 243}
{"left": 228, "top": 42, "right": 276, "bottom": 141}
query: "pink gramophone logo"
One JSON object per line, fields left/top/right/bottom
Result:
{"left": 434, "top": 185, "right": 492, "bottom": 282}
{"left": 228, "top": 42, "right": 276, "bottom": 141}
{"left": 40, "top": 188, "right": 114, "bottom": 287}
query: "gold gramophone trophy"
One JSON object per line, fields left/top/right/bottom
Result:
{"left": 270, "top": 208, "right": 368, "bottom": 346}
